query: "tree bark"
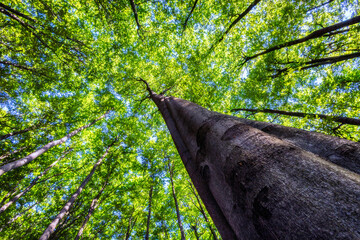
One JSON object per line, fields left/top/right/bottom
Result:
{"left": 0, "top": 111, "right": 109, "bottom": 176}
{"left": 147, "top": 90, "right": 360, "bottom": 239}
{"left": 74, "top": 171, "right": 110, "bottom": 240}
{"left": 245, "top": 15, "right": 360, "bottom": 63}
{"left": 39, "top": 140, "right": 115, "bottom": 240}
{"left": 231, "top": 108, "right": 360, "bottom": 126}
{"left": 144, "top": 185, "right": 153, "bottom": 240}
{"left": 168, "top": 161, "right": 186, "bottom": 240}
{"left": 0, "top": 149, "right": 71, "bottom": 214}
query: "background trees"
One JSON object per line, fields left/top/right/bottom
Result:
{"left": 0, "top": 0, "right": 359, "bottom": 239}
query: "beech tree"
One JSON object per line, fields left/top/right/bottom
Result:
{"left": 1, "top": 0, "right": 359, "bottom": 239}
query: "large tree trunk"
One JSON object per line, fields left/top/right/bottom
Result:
{"left": 144, "top": 185, "right": 153, "bottom": 240}
{"left": 148, "top": 90, "right": 360, "bottom": 239}
{"left": 0, "top": 149, "right": 71, "bottom": 214}
{"left": 39, "top": 141, "right": 115, "bottom": 240}
{"left": 0, "top": 111, "right": 109, "bottom": 176}
{"left": 168, "top": 161, "right": 186, "bottom": 240}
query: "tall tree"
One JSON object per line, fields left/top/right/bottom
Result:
{"left": 0, "top": 149, "right": 71, "bottom": 214}
{"left": 39, "top": 140, "right": 116, "bottom": 240}
{"left": 167, "top": 160, "right": 186, "bottom": 240}
{"left": 0, "top": 111, "right": 109, "bottom": 176}
{"left": 146, "top": 87, "right": 360, "bottom": 239}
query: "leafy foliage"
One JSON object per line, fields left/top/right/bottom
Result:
{"left": 0, "top": 0, "right": 359, "bottom": 239}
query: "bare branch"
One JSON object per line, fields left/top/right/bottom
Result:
{"left": 183, "top": 0, "right": 199, "bottom": 30}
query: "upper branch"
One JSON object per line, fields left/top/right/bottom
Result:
{"left": 129, "top": 0, "right": 142, "bottom": 31}
{"left": 0, "top": 3, "right": 36, "bottom": 22}
{"left": 208, "top": 0, "right": 261, "bottom": 53}
{"left": 243, "top": 15, "right": 360, "bottom": 64}
{"left": 183, "top": 0, "right": 199, "bottom": 31}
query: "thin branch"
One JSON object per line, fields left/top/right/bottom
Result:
{"left": 0, "top": 3, "right": 36, "bottom": 22}
{"left": 243, "top": 15, "right": 360, "bottom": 64}
{"left": 231, "top": 108, "right": 360, "bottom": 126}
{"left": 307, "top": 0, "right": 334, "bottom": 13}
{"left": 129, "top": 0, "right": 142, "bottom": 31}
{"left": 183, "top": 0, "right": 199, "bottom": 30}
{"left": 208, "top": 0, "right": 261, "bottom": 53}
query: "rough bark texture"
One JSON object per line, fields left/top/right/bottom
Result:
{"left": 39, "top": 141, "right": 114, "bottom": 240}
{"left": 0, "top": 111, "right": 108, "bottom": 176}
{"left": 150, "top": 93, "right": 360, "bottom": 240}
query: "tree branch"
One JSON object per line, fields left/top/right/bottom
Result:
{"left": 183, "top": 0, "right": 199, "bottom": 30}
{"left": 231, "top": 108, "right": 360, "bottom": 126}
{"left": 208, "top": 0, "right": 261, "bottom": 53}
{"left": 243, "top": 15, "right": 360, "bottom": 64}
{"left": 0, "top": 3, "right": 36, "bottom": 22}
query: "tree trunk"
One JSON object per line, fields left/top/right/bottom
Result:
{"left": 191, "top": 224, "right": 200, "bottom": 240}
{"left": 231, "top": 108, "right": 360, "bottom": 126}
{"left": 188, "top": 181, "right": 219, "bottom": 240}
{"left": 148, "top": 90, "right": 360, "bottom": 239}
{"left": 168, "top": 161, "right": 186, "bottom": 240}
{"left": 74, "top": 172, "right": 110, "bottom": 240}
{"left": 144, "top": 185, "right": 153, "bottom": 240}
{"left": 39, "top": 141, "right": 115, "bottom": 240}
{"left": 0, "top": 111, "right": 109, "bottom": 176}
{"left": 0, "top": 149, "right": 71, "bottom": 214}
{"left": 124, "top": 214, "right": 136, "bottom": 240}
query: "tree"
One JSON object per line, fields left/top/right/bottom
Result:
{"left": 146, "top": 88, "right": 360, "bottom": 239}
{"left": 1, "top": 0, "right": 360, "bottom": 239}
{"left": 39, "top": 140, "right": 115, "bottom": 240}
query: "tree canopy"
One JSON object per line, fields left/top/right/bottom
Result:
{"left": 0, "top": 0, "right": 359, "bottom": 239}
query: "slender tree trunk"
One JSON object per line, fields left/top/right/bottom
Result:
{"left": 39, "top": 141, "right": 115, "bottom": 240}
{"left": 168, "top": 162, "right": 186, "bottom": 240}
{"left": 0, "top": 111, "right": 109, "bottom": 176}
{"left": 0, "top": 179, "right": 22, "bottom": 206}
{"left": 0, "top": 201, "right": 37, "bottom": 232}
{"left": 124, "top": 215, "right": 134, "bottom": 240}
{"left": 144, "top": 85, "right": 360, "bottom": 239}
{"left": 191, "top": 224, "right": 200, "bottom": 240}
{"left": 144, "top": 185, "right": 153, "bottom": 240}
{"left": 74, "top": 173, "right": 110, "bottom": 240}
{"left": 0, "top": 149, "right": 71, "bottom": 214}
{"left": 188, "top": 181, "right": 219, "bottom": 240}
{"left": 231, "top": 108, "right": 360, "bottom": 126}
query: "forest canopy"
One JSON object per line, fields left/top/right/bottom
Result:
{"left": 0, "top": 0, "right": 359, "bottom": 239}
